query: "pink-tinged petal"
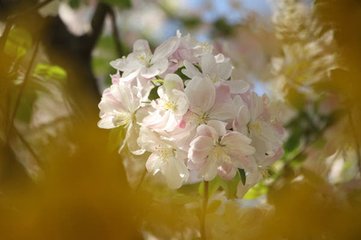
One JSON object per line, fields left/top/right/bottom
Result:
{"left": 226, "top": 80, "right": 250, "bottom": 94}
{"left": 182, "top": 60, "right": 201, "bottom": 79}
{"left": 218, "top": 162, "right": 237, "bottom": 180}
{"left": 215, "top": 83, "right": 231, "bottom": 103}
{"left": 209, "top": 100, "right": 237, "bottom": 121}
{"left": 207, "top": 120, "right": 227, "bottom": 137}
{"left": 171, "top": 89, "right": 189, "bottom": 116}
{"left": 196, "top": 124, "right": 218, "bottom": 139}
{"left": 200, "top": 53, "right": 216, "bottom": 75}
{"left": 256, "top": 121, "right": 283, "bottom": 146}
{"left": 141, "top": 59, "right": 169, "bottom": 78}
{"left": 189, "top": 136, "right": 213, "bottom": 162}
{"left": 178, "top": 117, "right": 186, "bottom": 128}
{"left": 137, "top": 126, "right": 162, "bottom": 152}
{"left": 133, "top": 39, "right": 152, "bottom": 56}
{"left": 97, "top": 115, "right": 116, "bottom": 129}
{"left": 146, "top": 152, "right": 163, "bottom": 175}
{"left": 164, "top": 74, "right": 184, "bottom": 91}
{"left": 208, "top": 83, "right": 236, "bottom": 120}
{"left": 222, "top": 132, "right": 255, "bottom": 156}
{"left": 260, "top": 147, "right": 284, "bottom": 167}
{"left": 162, "top": 157, "right": 189, "bottom": 189}
{"left": 110, "top": 57, "right": 127, "bottom": 71}
{"left": 143, "top": 110, "right": 175, "bottom": 132}
{"left": 152, "top": 37, "right": 180, "bottom": 63}
{"left": 238, "top": 103, "right": 251, "bottom": 125}
{"left": 217, "top": 61, "right": 232, "bottom": 80}
{"left": 110, "top": 72, "right": 120, "bottom": 84}
{"left": 250, "top": 92, "right": 264, "bottom": 120}
{"left": 125, "top": 123, "right": 145, "bottom": 155}
{"left": 203, "top": 155, "right": 219, "bottom": 181}
{"left": 186, "top": 76, "right": 215, "bottom": 113}
{"left": 189, "top": 136, "right": 213, "bottom": 152}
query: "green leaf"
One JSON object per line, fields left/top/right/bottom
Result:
{"left": 239, "top": 168, "right": 246, "bottom": 185}
{"left": 148, "top": 86, "right": 160, "bottom": 100}
{"left": 34, "top": 64, "right": 67, "bottom": 81}
{"left": 68, "top": 0, "right": 81, "bottom": 8}
{"left": 284, "top": 127, "right": 302, "bottom": 153}
{"left": 4, "top": 27, "right": 32, "bottom": 59}
{"left": 243, "top": 182, "right": 268, "bottom": 200}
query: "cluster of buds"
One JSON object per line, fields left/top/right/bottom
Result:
{"left": 98, "top": 32, "right": 285, "bottom": 197}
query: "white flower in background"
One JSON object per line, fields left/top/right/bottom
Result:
{"left": 138, "top": 127, "right": 189, "bottom": 189}
{"left": 110, "top": 37, "right": 180, "bottom": 79}
{"left": 188, "top": 121, "right": 255, "bottom": 181}
{"left": 271, "top": 0, "right": 336, "bottom": 99}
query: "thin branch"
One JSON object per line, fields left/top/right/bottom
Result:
{"left": 5, "top": 37, "right": 40, "bottom": 143}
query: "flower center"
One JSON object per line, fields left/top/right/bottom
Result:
{"left": 164, "top": 101, "right": 177, "bottom": 111}
{"left": 137, "top": 53, "right": 151, "bottom": 67}
{"left": 196, "top": 112, "right": 209, "bottom": 125}
{"left": 211, "top": 143, "right": 232, "bottom": 164}
{"left": 157, "top": 147, "right": 174, "bottom": 162}
{"left": 248, "top": 121, "right": 262, "bottom": 134}
{"left": 112, "top": 112, "right": 132, "bottom": 127}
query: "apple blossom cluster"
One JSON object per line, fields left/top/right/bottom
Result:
{"left": 97, "top": 32, "right": 285, "bottom": 197}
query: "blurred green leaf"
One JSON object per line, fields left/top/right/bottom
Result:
{"left": 34, "top": 63, "right": 67, "bottom": 81}
{"left": 244, "top": 182, "right": 268, "bottom": 200}
{"left": 101, "top": 0, "right": 131, "bottom": 8}
{"left": 4, "top": 27, "right": 32, "bottom": 59}
{"left": 68, "top": 0, "right": 81, "bottom": 9}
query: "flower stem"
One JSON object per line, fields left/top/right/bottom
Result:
{"left": 200, "top": 180, "right": 209, "bottom": 240}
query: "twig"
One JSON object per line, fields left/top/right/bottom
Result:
{"left": 5, "top": 37, "right": 40, "bottom": 143}
{"left": 200, "top": 180, "right": 209, "bottom": 240}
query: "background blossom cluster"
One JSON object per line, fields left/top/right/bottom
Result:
{"left": 98, "top": 32, "right": 285, "bottom": 197}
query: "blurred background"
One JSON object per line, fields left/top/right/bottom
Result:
{"left": 1, "top": 0, "right": 361, "bottom": 239}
